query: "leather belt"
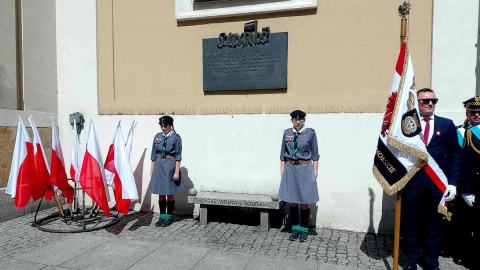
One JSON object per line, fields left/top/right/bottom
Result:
{"left": 286, "top": 158, "right": 311, "bottom": 165}
{"left": 156, "top": 154, "right": 175, "bottom": 159}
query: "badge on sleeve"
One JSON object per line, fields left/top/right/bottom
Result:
{"left": 287, "top": 136, "right": 293, "bottom": 142}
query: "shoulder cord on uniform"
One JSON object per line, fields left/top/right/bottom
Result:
{"left": 466, "top": 129, "right": 480, "bottom": 154}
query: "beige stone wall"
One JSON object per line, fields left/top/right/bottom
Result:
{"left": 0, "top": 127, "right": 52, "bottom": 188}
{"left": 97, "top": 0, "right": 433, "bottom": 115}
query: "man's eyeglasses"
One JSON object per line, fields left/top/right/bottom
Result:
{"left": 418, "top": 98, "right": 438, "bottom": 105}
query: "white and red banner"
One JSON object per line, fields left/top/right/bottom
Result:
{"left": 28, "top": 116, "right": 54, "bottom": 201}
{"left": 79, "top": 120, "right": 111, "bottom": 217}
{"left": 6, "top": 117, "right": 35, "bottom": 209}
{"left": 50, "top": 118, "right": 74, "bottom": 203}
{"left": 104, "top": 124, "right": 138, "bottom": 215}
{"left": 125, "top": 121, "right": 136, "bottom": 157}
{"left": 373, "top": 42, "right": 450, "bottom": 217}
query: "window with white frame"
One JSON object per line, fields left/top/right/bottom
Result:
{"left": 175, "top": 0, "right": 317, "bottom": 21}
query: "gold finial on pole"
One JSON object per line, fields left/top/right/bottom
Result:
{"left": 398, "top": 2, "right": 411, "bottom": 18}
{"left": 398, "top": 2, "right": 410, "bottom": 45}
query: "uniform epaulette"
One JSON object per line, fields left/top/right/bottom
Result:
{"left": 307, "top": 128, "right": 315, "bottom": 132}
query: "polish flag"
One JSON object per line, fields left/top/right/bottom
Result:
{"left": 104, "top": 124, "right": 138, "bottom": 215}
{"left": 125, "top": 121, "right": 136, "bottom": 157}
{"left": 79, "top": 120, "right": 110, "bottom": 217}
{"left": 50, "top": 118, "right": 74, "bottom": 203}
{"left": 6, "top": 117, "right": 35, "bottom": 209}
{"left": 70, "top": 119, "right": 80, "bottom": 182}
{"left": 28, "top": 116, "right": 54, "bottom": 201}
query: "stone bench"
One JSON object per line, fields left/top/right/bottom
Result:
{"left": 187, "top": 191, "right": 280, "bottom": 231}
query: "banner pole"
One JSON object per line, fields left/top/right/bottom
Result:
{"left": 394, "top": 3, "right": 410, "bottom": 270}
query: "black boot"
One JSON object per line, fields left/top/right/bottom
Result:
{"left": 289, "top": 230, "right": 300, "bottom": 241}
{"left": 299, "top": 208, "right": 310, "bottom": 242}
{"left": 288, "top": 205, "right": 300, "bottom": 241}
{"left": 163, "top": 200, "right": 175, "bottom": 227}
{"left": 156, "top": 200, "right": 167, "bottom": 227}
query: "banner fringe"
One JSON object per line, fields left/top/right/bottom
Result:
{"left": 438, "top": 204, "right": 452, "bottom": 221}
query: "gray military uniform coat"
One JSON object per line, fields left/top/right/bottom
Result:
{"left": 150, "top": 132, "right": 184, "bottom": 195}
{"left": 278, "top": 127, "right": 320, "bottom": 204}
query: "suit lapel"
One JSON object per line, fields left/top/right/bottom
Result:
{"left": 429, "top": 116, "right": 442, "bottom": 146}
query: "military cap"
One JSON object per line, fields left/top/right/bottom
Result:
{"left": 159, "top": 115, "right": 174, "bottom": 125}
{"left": 290, "top": 110, "right": 306, "bottom": 119}
{"left": 463, "top": 97, "right": 480, "bottom": 111}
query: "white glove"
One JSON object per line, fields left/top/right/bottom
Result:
{"left": 462, "top": 194, "right": 475, "bottom": 207}
{"left": 443, "top": 185, "right": 456, "bottom": 201}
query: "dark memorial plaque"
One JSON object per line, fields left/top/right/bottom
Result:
{"left": 202, "top": 31, "right": 288, "bottom": 92}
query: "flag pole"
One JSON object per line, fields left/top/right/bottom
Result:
{"left": 393, "top": 2, "right": 410, "bottom": 270}
{"left": 476, "top": 1, "right": 480, "bottom": 96}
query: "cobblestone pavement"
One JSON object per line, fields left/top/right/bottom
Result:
{"left": 0, "top": 209, "right": 464, "bottom": 270}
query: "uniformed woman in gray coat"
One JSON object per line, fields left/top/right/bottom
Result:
{"left": 150, "top": 116, "right": 183, "bottom": 227}
{"left": 278, "top": 110, "right": 319, "bottom": 242}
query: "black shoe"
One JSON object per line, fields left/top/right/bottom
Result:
{"left": 280, "top": 225, "right": 292, "bottom": 233}
{"left": 155, "top": 218, "right": 165, "bottom": 227}
{"left": 440, "top": 249, "right": 450, "bottom": 257}
{"left": 453, "top": 258, "right": 463, "bottom": 265}
{"left": 162, "top": 218, "right": 173, "bottom": 227}
{"left": 299, "top": 231, "right": 308, "bottom": 242}
{"left": 402, "top": 266, "right": 417, "bottom": 270}
{"left": 289, "top": 231, "right": 300, "bottom": 241}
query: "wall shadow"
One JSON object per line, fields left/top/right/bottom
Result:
{"left": 131, "top": 148, "right": 147, "bottom": 208}
{"left": 173, "top": 167, "right": 195, "bottom": 216}
{"left": 105, "top": 148, "right": 153, "bottom": 234}
{"left": 359, "top": 187, "right": 404, "bottom": 270}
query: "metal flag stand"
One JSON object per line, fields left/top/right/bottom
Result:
{"left": 32, "top": 180, "right": 120, "bottom": 233}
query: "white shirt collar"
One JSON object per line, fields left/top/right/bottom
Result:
{"left": 423, "top": 114, "right": 435, "bottom": 121}
{"left": 292, "top": 126, "right": 306, "bottom": 134}
{"left": 163, "top": 130, "right": 173, "bottom": 138}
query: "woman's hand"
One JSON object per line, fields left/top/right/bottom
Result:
{"left": 173, "top": 172, "right": 180, "bottom": 181}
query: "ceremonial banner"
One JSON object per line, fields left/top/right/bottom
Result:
{"left": 51, "top": 118, "right": 74, "bottom": 203}
{"left": 6, "top": 117, "right": 35, "bottom": 209}
{"left": 104, "top": 124, "right": 138, "bottom": 215}
{"left": 79, "top": 121, "right": 111, "bottom": 217}
{"left": 28, "top": 116, "right": 54, "bottom": 201}
{"left": 373, "top": 42, "right": 451, "bottom": 218}
{"left": 373, "top": 42, "right": 428, "bottom": 195}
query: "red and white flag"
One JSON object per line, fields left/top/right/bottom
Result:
{"left": 373, "top": 42, "right": 450, "bottom": 218}
{"left": 70, "top": 119, "right": 80, "bottom": 182}
{"left": 50, "top": 118, "right": 74, "bottom": 203}
{"left": 104, "top": 124, "right": 139, "bottom": 215}
{"left": 125, "top": 121, "right": 136, "bottom": 157}
{"left": 79, "top": 120, "right": 111, "bottom": 217}
{"left": 6, "top": 117, "right": 35, "bottom": 209}
{"left": 28, "top": 116, "right": 54, "bottom": 201}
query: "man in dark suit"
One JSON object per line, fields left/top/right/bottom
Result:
{"left": 402, "top": 88, "right": 461, "bottom": 270}
{"left": 450, "top": 96, "right": 480, "bottom": 268}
